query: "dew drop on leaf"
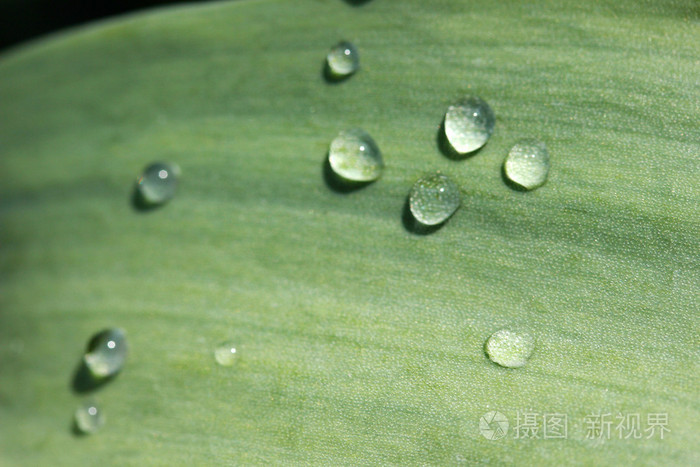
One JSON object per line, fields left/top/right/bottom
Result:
{"left": 326, "top": 41, "right": 359, "bottom": 78}
{"left": 485, "top": 329, "right": 535, "bottom": 368}
{"left": 503, "top": 139, "right": 550, "bottom": 190}
{"left": 443, "top": 96, "right": 495, "bottom": 154}
{"left": 408, "top": 173, "right": 461, "bottom": 226}
{"left": 83, "top": 328, "right": 128, "bottom": 378}
{"left": 328, "top": 129, "right": 384, "bottom": 182}
{"left": 74, "top": 401, "right": 104, "bottom": 434}
{"left": 136, "top": 162, "right": 180, "bottom": 206}
{"left": 214, "top": 342, "right": 238, "bottom": 367}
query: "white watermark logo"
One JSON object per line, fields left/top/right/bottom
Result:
{"left": 478, "top": 410, "right": 669, "bottom": 440}
{"left": 479, "top": 411, "right": 509, "bottom": 440}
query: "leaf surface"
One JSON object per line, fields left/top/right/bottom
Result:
{"left": 0, "top": 0, "right": 698, "bottom": 464}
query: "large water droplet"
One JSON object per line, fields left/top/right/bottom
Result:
{"left": 485, "top": 329, "right": 534, "bottom": 368}
{"left": 74, "top": 401, "right": 104, "bottom": 434}
{"left": 214, "top": 342, "right": 238, "bottom": 367}
{"left": 326, "top": 41, "right": 359, "bottom": 78}
{"left": 328, "top": 129, "right": 383, "bottom": 182}
{"left": 83, "top": 329, "right": 128, "bottom": 378}
{"left": 443, "top": 96, "right": 495, "bottom": 155}
{"left": 136, "top": 162, "right": 180, "bottom": 206}
{"left": 408, "top": 173, "right": 461, "bottom": 226}
{"left": 503, "top": 139, "right": 550, "bottom": 190}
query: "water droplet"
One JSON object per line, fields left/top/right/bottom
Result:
{"left": 408, "top": 173, "right": 461, "bottom": 226}
{"left": 74, "top": 401, "right": 104, "bottom": 434}
{"left": 443, "top": 96, "right": 495, "bottom": 154}
{"left": 136, "top": 162, "right": 180, "bottom": 205}
{"left": 485, "top": 329, "right": 534, "bottom": 368}
{"left": 328, "top": 129, "right": 383, "bottom": 182}
{"left": 214, "top": 342, "right": 238, "bottom": 367}
{"left": 83, "top": 329, "right": 127, "bottom": 378}
{"left": 326, "top": 41, "right": 359, "bottom": 78}
{"left": 503, "top": 139, "right": 550, "bottom": 190}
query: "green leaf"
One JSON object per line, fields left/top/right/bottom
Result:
{"left": 1, "top": 0, "right": 698, "bottom": 464}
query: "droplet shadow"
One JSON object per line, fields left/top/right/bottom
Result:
{"left": 322, "top": 60, "right": 355, "bottom": 84}
{"left": 71, "top": 418, "right": 89, "bottom": 437}
{"left": 436, "top": 118, "right": 486, "bottom": 161}
{"left": 131, "top": 185, "right": 164, "bottom": 212}
{"left": 71, "top": 359, "right": 117, "bottom": 394}
{"left": 322, "top": 155, "right": 373, "bottom": 194}
{"left": 401, "top": 198, "right": 444, "bottom": 235}
{"left": 343, "top": 0, "right": 372, "bottom": 6}
{"left": 500, "top": 164, "right": 529, "bottom": 192}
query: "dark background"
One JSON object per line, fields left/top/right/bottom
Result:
{"left": 0, "top": 0, "right": 203, "bottom": 51}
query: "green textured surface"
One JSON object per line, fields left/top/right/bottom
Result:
{"left": 0, "top": 0, "right": 698, "bottom": 464}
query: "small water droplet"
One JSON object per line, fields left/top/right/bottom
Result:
{"left": 408, "top": 173, "right": 461, "bottom": 226}
{"left": 136, "top": 162, "right": 180, "bottom": 206}
{"left": 214, "top": 342, "right": 238, "bottom": 367}
{"left": 83, "top": 329, "right": 127, "bottom": 378}
{"left": 328, "top": 129, "right": 383, "bottom": 182}
{"left": 485, "top": 329, "right": 534, "bottom": 368}
{"left": 503, "top": 139, "right": 550, "bottom": 190}
{"left": 443, "top": 96, "right": 495, "bottom": 154}
{"left": 326, "top": 41, "right": 359, "bottom": 78}
{"left": 74, "top": 401, "right": 104, "bottom": 434}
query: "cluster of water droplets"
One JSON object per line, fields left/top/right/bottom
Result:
{"left": 71, "top": 328, "right": 128, "bottom": 434}
{"left": 319, "top": 32, "right": 545, "bottom": 368}
{"left": 71, "top": 327, "right": 241, "bottom": 434}
{"left": 323, "top": 74, "right": 549, "bottom": 230}
{"left": 70, "top": 2, "right": 552, "bottom": 438}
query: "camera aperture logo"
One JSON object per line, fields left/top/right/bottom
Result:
{"left": 480, "top": 411, "right": 509, "bottom": 440}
